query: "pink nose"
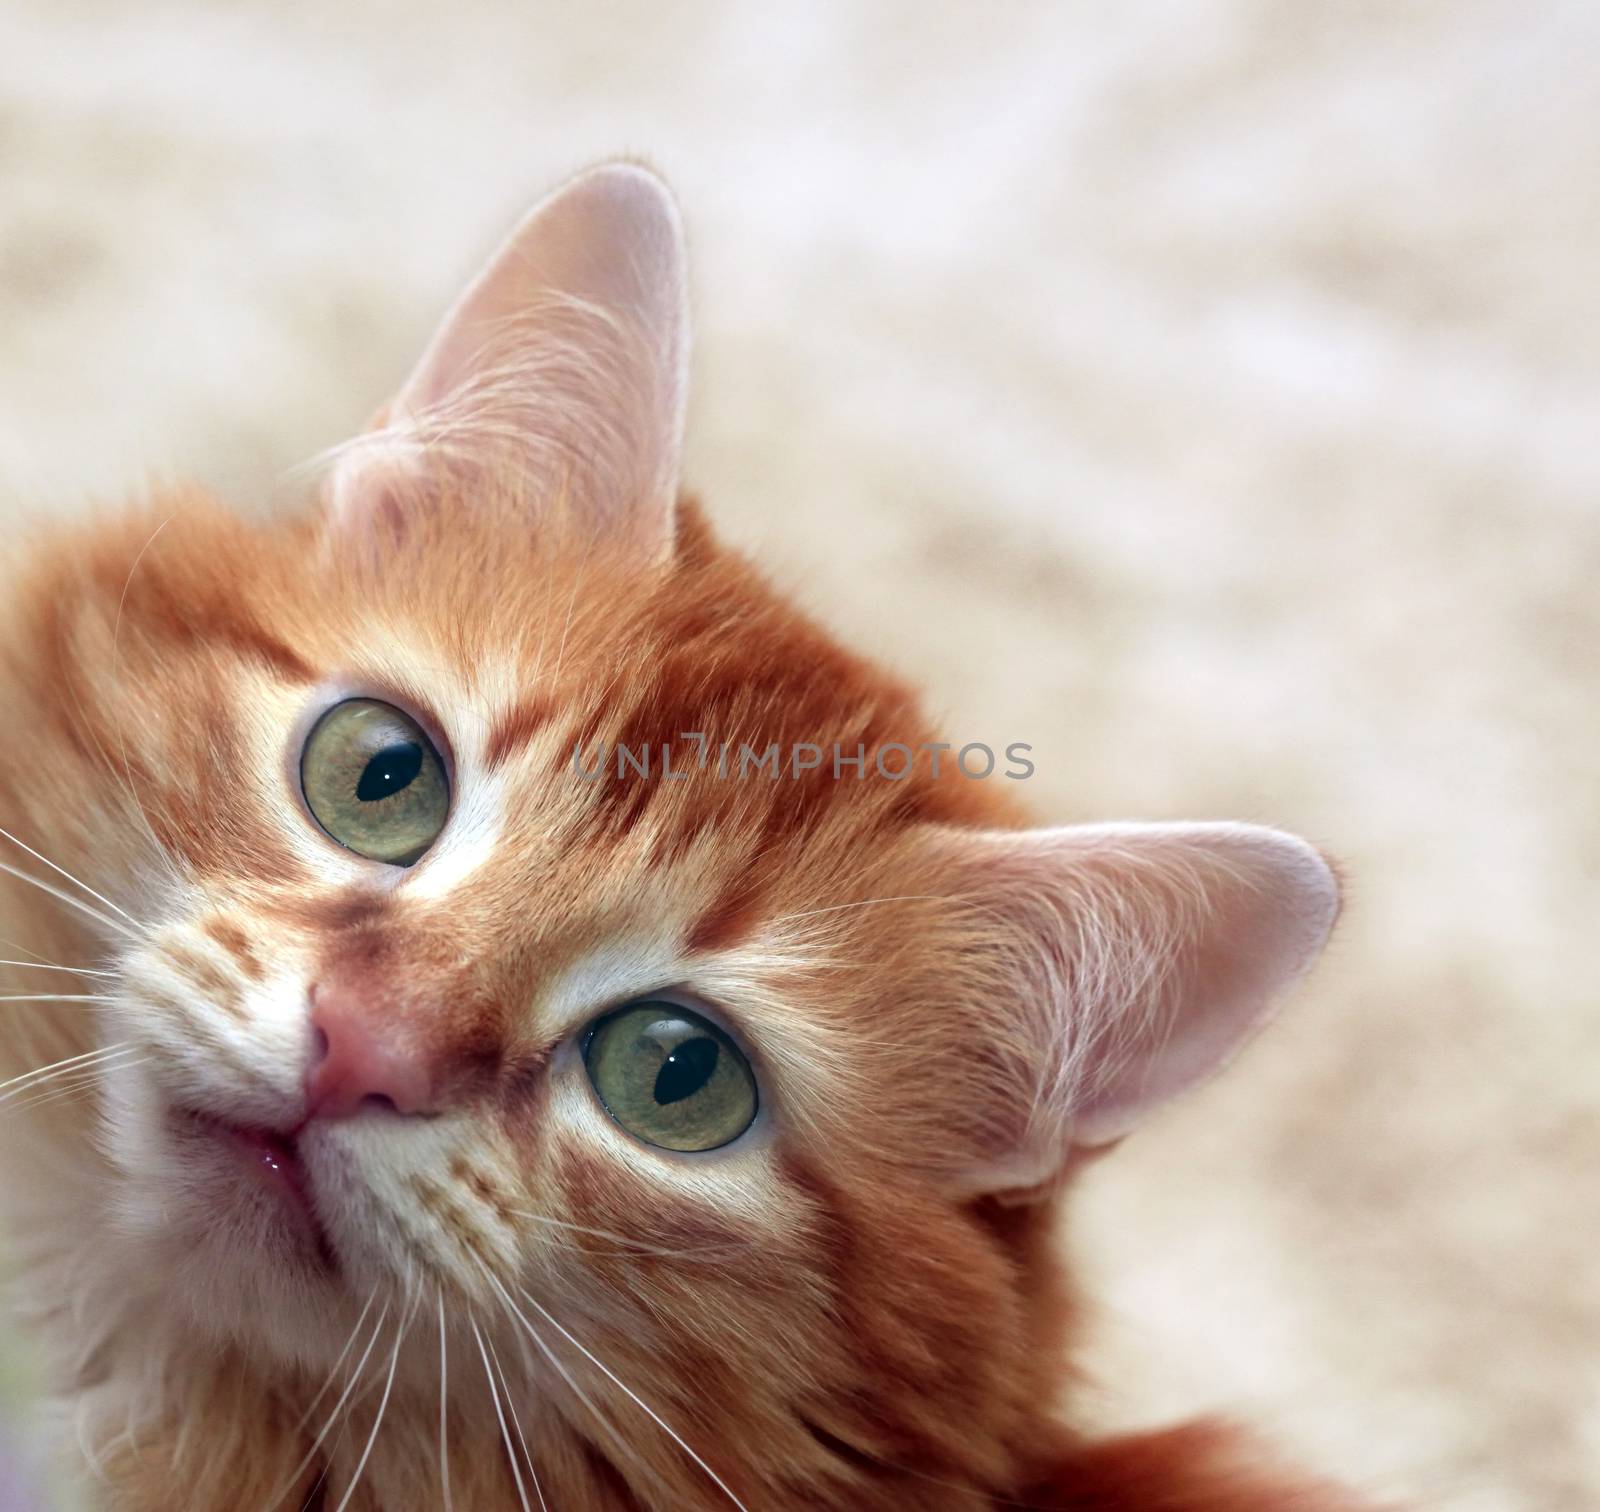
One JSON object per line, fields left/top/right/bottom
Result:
{"left": 305, "top": 981, "right": 434, "bottom": 1120}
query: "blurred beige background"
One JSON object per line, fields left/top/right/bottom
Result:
{"left": 1, "top": 2, "right": 1595, "bottom": 1507}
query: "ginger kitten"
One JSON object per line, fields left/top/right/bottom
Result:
{"left": 0, "top": 163, "right": 1368, "bottom": 1509}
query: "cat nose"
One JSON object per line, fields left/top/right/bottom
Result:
{"left": 305, "top": 981, "right": 435, "bottom": 1120}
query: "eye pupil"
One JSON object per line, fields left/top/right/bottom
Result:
{"left": 356, "top": 741, "right": 424, "bottom": 802}
{"left": 300, "top": 699, "right": 449, "bottom": 866}
{"left": 582, "top": 1003, "right": 758, "bottom": 1152}
{"left": 652, "top": 1037, "right": 719, "bottom": 1106}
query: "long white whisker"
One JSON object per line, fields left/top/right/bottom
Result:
{"left": 290, "top": 1292, "right": 379, "bottom": 1443}
{"left": 0, "top": 994, "right": 115, "bottom": 1006}
{"left": 333, "top": 1304, "right": 407, "bottom": 1512}
{"left": 437, "top": 1288, "right": 454, "bottom": 1512}
{"left": 487, "top": 1330, "right": 547, "bottom": 1512}
{"left": 3, "top": 1050, "right": 142, "bottom": 1098}
{"left": 517, "top": 1283, "right": 748, "bottom": 1510}
{"left": 0, "top": 960, "right": 114, "bottom": 979}
{"left": 12, "top": 1069, "right": 124, "bottom": 1109}
{"left": 506, "top": 1209, "right": 743, "bottom": 1262}
{"left": 0, "top": 826, "right": 137, "bottom": 925}
{"left": 482, "top": 1269, "right": 649, "bottom": 1493}
{"left": 0, "top": 1051, "right": 141, "bottom": 1116}
{"left": 268, "top": 1299, "right": 389, "bottom": 1510}
{"left": 6, "top": 1060, "right": 143, "bottom": 1116}
{"left": 0, "top": 935, "right": 66, "bottom": 969}
{"left": 0, "top": 860, "right": 136, "bottom": 942}
{"left": 473, "top": 1316, "right": 533, "bottom": 1512}
{"left": 0, "top": 1042, "right": 136, "bottom": 1099}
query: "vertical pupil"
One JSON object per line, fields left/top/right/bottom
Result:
{"left": 652, "top": 1037, "right": 720, "bottom": 1105}
{"left": 356, "top": 741, "right": 423, "bottom": 802}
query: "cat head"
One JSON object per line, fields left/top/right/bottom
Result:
{"left": 23, "top": 164, "right": 1339, "bottom": 1501}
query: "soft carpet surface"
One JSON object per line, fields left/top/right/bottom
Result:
{"left": 0, "top": 4, "right": 1593, "bottom": 1508}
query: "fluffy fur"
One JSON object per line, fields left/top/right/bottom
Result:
{"left": 0, "top": 164, "right": 1368, "bottom": 1508}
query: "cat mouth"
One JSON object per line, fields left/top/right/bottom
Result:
{"left": 174, "top": 1110, "right": 337, "bottom": 1269}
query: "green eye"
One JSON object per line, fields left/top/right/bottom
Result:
{"left": 300, "top": 698, "right": 449, "bottom": 865}
{"left": 582, "top": 1002, "right": 759, "bottom": 1153}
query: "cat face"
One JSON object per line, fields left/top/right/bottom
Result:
{"left": 7, "top": 165, "right": 1340, "bottom": 1502}
{"left": 90, "top": 493, "right": 991, "bottom": 1375}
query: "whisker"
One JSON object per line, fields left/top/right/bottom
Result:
{"left": 0, "top": 945, "right": 110, "bottom": 1074}
{"left": 290, "top": 1291, "right": 379, "bottom": 1444}
{"left": 0, "top": 825, "right": 137, "bottom": 926}
{"left": 15, "top": 1062, "right": 129, "bottom": 1107}
{"left": 333, "top": 1301, "right": 408, "bottom": 1512}
{"left": 437, "top": 1288, "right": 454, "bottom": 1512}
{"left": 268, "top": 1299, "right": 390, "bottom": 1510}
{"left": 516, "top": 1283, "right": 749, "bottom": 1510}
{"left": 0, "top": 960, "right": 114, "bottom": 979}
{"left": 0, "top": 935, "right": 67, "bottom": 969}
{"left": 12, "top": 1072, "right": 121, "bottom": 1112}
{"left": 0, "top": 860, "right": 137, "bottom": 942}
{"left": 507, "top": 1209, "right": 745, "bottom": 1261}
{"left": 482, "top": 1269, "right": 649, "bottom": 1493}
{"left": 0, "top": 994, "right": 116, "bottom": 1006}
{"left": 3, "top": 1055, "right": 143, "bottom": 1107}
{"left": 0, "top": 1041, "right": 135, "bottom": 1097}
{"left": 5, "top": 1059, "right": 143, "bottom": 1117}
{"left": 473, "top": 1315, "right": 534, "bottom": 1512}
{"left": 487, "top": 1329, "right": 548, "bottom": 1512}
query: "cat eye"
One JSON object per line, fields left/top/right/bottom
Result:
{"left": 299, "top": 698, "right": 450, "bottom": 865}
{"left": 582, "top": 1002, "right": 758, "bottom": 1153}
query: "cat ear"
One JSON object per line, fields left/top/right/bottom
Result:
{"left": 327, "top": 162, "right": 689, "bottom": 557}
{"left": 933, "top": 821, "right": 1339, "bottom": 1196}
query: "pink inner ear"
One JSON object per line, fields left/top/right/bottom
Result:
{"left": 324, "top": 162, "right": 690, "bottom": 559}
{"left": 325, "top": 433, "right": 428, "bottom": 547}
{"left": 943, "top": 821, "right": 1340, "bottom": 1188}
{"left": 1066, "top": 824, "right": 1339, "bottom": 1144}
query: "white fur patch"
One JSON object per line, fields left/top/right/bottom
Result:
{"left": 403, "top": 765, "right": 506, "bottom": 902}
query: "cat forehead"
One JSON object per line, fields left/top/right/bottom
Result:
{"left": 259, "top": 612, "right": 958, "bottom": 871}
{"left": 241, "top": 649, "right": 799, "bottom": 921}
{"left": 130, "top": 502, "right": 1004, "bottom": 939}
